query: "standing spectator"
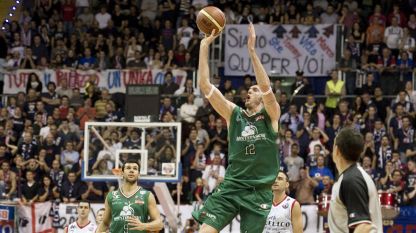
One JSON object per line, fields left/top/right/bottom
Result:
{"left": 56, "top": 78, "right": 73, "bottom": 98}
{"left": 177, "top": 18, "right": 194, "bottom": 49}
{"left": 404, "top": 159, "right": 416, "bottom": 206}
{"left": 387, "top": 4, "right": 407, "bottom": 27}
{"left": 338, "top": 49, "right": 357, "bottom": 94}
{"left": 202, "top": 153, "right": 225, "bottom": 196}
{"left": 293, "top": 167, "right": 318, "bottom": 204}
{"left": 0, "top": 161, "right": 17, "bottom": 200}
{"left": 17, "top": 132, "right": 38, "bottom": 160}
{"left": 61, "top": 0, "right": 76, "bottom": 34}
{"left": 61, "top": 172, "right": 86, "bottom": 203}
{"left": 325, "top": 70, "right": 346, "bottom": 117}
{"left": 95, "top": 6, "right": 112, "bottom": 29}
{"left": 376, "top": 136, "right": 393, "bottom": 171}
{"left": 320, "top": 4, "right": 338, "bottom": 24}
{"left": 389, "top": 104, "right": 404, "bottom": 139}
{"left": 41, "top": 82, "right": 60, "bottom": 115}
{"left": 373, "top": 87, "right": 390, "bottom": 121}
{"left": 310, "top": 154, "right": 334, "bottom": 195}
{"left": 78, "top": 48, "right": 97, "bottom": 69}
{"left": 19, "top": 47, "right": 36, "bottom": 69}
{"left": 284, "top": 143, "right": 304, "bottom": 191}
{"left": 366, "top": 16, "right": 385, "bottom": 46}
{"left": 82, "top": 181, "right": 108, "bottom": 202}
{"left": 161, "top": 72, "right": 180, "bottom": 95}
{"left": 377, "top": 48, "right": 398, "bottom": 95}
{"left": 384, "top": 17, "right": 403, "bottom": 57}
{"left": 20, "top": 170, "right": 40, "bottom": 204}
{"left": 280, "top": 104, "right": 303, "bottom": 135}
{"left": 76, "top": 98, "right": 96, "bottom": 130}
{"left": 394, "top": 116, "right": 414, "bottom": 157}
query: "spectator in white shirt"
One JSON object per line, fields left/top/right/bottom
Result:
{"left": 202, "top": 153, "right": 225, "bottom": 195}
{"left": 385, "top": 17, "right": 403, "bottom": 56}
{"left": 179, "top": 94, "right": 198, "bottom": 124}
{"left": 177, "top": 18, "right": 194, "bottom": 49}
{"left": 95, "top": 6, "right": 112, "bottom": 29}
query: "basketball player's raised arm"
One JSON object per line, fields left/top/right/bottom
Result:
{"left": 96, "top": 196, "right": 111, "bottom": 233}
{"left": 198, "top": 30, "right": 236, "bottom": 123}
{"left": 291, "top": 201, "right": 303, "bottom": 233}
{"left": 247, "top": 23, "right": 280, "bottom": 132}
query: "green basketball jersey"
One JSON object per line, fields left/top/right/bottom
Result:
{"left": 225, "top": 107, "right": 279, "bottom": 189}
{"left": 108, "top": 187, "right": 149, "bottom": 233}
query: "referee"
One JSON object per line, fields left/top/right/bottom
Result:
{"left": 329, "top": 128, "right": 382, "bottom": 233}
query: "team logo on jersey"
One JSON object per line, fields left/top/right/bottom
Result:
{"left": 282, "top": 203, "right": 289, "bottom": 209}
{"left": 241, "top": 125, "right": 258, "bottom": 137}
{"left": 114, "top": 204, "right": 135, "bottom": 221}
{"left": 237, "top": 125, "right": 266, "bottom": 142}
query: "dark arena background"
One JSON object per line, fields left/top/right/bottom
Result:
{"left": 0, "top": 0, "right": 415, "bottom": 232}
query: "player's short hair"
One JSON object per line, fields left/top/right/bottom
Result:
{"left": 97, "top": 208, "right": 105, "bottom": 214}
{"left": 279, "top": 171, "right": 289, "bottom": 182}
{"left": 335, "top": 128, "right": 364, "bottom": 162}
{"left": 78, "top": 200, "right": 91, "bottom": 209}
{"left": 122, "top": 159, "right": 140, "bottom": 171}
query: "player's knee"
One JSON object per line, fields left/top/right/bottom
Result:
{"left": 199, "top": 223, "right": 219, "bottom": 233}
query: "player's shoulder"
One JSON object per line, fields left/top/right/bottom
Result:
{"left": 340, "top": 164, "right": 371, "bottom": 188}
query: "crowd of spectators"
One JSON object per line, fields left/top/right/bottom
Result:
{"left": 0, "top": 1, "right": 416, "bottom": 231}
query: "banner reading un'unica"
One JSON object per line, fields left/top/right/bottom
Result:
{"left": 2, "top": 69, "right": 188, "bottom": 94}
{"left": 224, "top": 24, "right": 338, "bottom": 76}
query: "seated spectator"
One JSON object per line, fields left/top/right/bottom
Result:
{"left": 41, "top": 82, "right": 60, "bottom": 115}
{"left": 76, "top": 98, "right": 96, "bottom": 130}
{"left": 126, "top": 50, "right": 146, "bottom": 69}
{"left": 61, "top": 172, "right": 86, "bottom": 203}
{"left": 320, "top": 4, "right": 338, "bottom": 24}
{"left": 190, "top": 143, "right": 207, "bottom": 182}
{"left": 394, "top": 116, "right": 414, "bottom": 156}
{"left": 0, "top": 161, "right": 17, "bottom": 200}
{"left": 122, "top": 128, "right": 141, "bottom": 149}
{"left": 38, "top": 175, "right": 59, "bottom": 202}
{"left": 174, "top": 79, "right": 200, "bottom": 96}
{"left": 82, "top": 181, "right": 108, "bottom": 202}
{"left": 160, "top": 97, "right": 177, "bottom": 118}
{"left": 60, "top": 141, "right": 79, "bottom": 172}
{"left": 362, "top": 155, "right": 380, "bottom": 182}
{"left": 308, "top": 127, "right": 329, "bottom": 156}
{"left": 20, "top": 170, "right": 40, "bottom": 204}
{"left": 208, "top": 119, "right": 227, "bottom": 151}
{"left": 179, "top": 94, "right": 198, "bottom": 124}
{"left": 25, "top": 73, "right": 43, "bottom": 95}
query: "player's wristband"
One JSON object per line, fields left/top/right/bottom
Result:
{"left": 261, "top": 87, "right": 273, "bottom": 96}
{"left": 206, "top": 85, "right": 215, "bottom": 99}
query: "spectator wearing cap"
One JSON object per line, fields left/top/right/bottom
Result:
{"left": 291, "top": 70, "right": 307, "bottom": 95}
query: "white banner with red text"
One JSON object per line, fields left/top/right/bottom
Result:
{"left": 224, "top": 24, "right": 338, "bottom": 76}
{"left": 1, "top": 69, "right": 188, "bottom": 94}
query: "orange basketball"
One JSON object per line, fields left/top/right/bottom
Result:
{"left": 196, "top": 6, "right": 226, "bottom": 36}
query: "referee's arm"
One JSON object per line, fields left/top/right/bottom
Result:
{"left": 340, "top": 177, "right": 376, "bottom": 233}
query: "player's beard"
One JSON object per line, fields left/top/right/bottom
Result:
{"left": 124, "top": 176, "right": 138, "bottom": 185}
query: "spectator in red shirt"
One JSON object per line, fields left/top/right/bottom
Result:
{"left": 62, "top": 0, "right": 76, "bottom": 34}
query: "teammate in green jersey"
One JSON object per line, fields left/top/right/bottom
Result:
{"left": 192, "top": 23, "right": 281, "bottom": 233}
{"left": 96, "top": 160, "right": 163, "bottom": 233}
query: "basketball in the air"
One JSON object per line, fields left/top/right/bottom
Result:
{"left": 196, "top": 6, "right": 226, "bottom": 36}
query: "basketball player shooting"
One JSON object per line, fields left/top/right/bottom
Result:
{"left": 262, "top": 171, "right": 302, "bottom": 233}
{"left": 329, "top": 128, "right": 382, "bottom": 233}
{"left": 64, "top": 201, "right": 97, "bottom": 233}
{"left": 192, "top": 23, "right": 281, "bottom": 233}
{"left": 96, "top": 160, "right": 163, "bottom": 233}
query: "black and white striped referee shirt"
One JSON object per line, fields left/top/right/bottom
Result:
{"left": 328, "top": 164, "right": 383, "bottom": 233}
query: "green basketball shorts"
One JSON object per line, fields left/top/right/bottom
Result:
{"left": 192, "top": 182, "right": 272, "bottom": 233}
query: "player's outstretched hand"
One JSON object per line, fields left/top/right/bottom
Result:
{"left": 201, "top": 30, "right": 219, "bottom": 48}
{"left": 127, "top": 216, "right": 145, "bottom": 230}
{"left": 247, "top": 22, "right": 256, "bottom": 52}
